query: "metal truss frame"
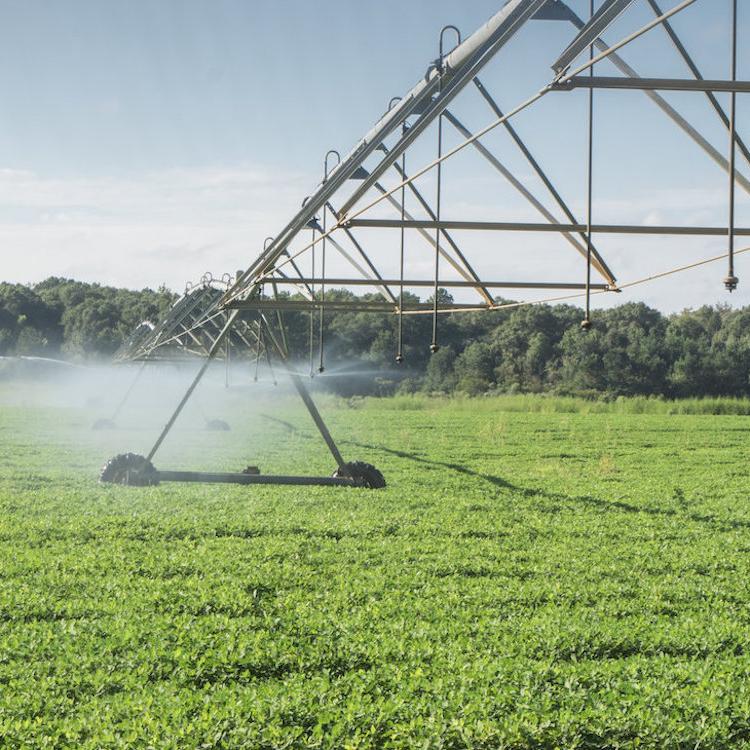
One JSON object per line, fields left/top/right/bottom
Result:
{"left": 109, "top": 0, "right": 748, "bottom": 489}
{"left": 115, "top": 273, "right": 264, "bottom": 365}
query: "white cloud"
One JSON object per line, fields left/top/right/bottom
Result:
{"left": 3, "top": 165, "right": 750, "bottom": 314}
{"left": 0, "top": 165, "right": 315, "bottom": 290}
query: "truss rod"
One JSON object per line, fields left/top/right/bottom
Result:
{"left": 556, "top": 0, "right": 698, "bottom": 83}
{"left": 261, "top": 321, "right": 347, "bottom": 470}
{"left": 141, "top": 310, "right": 243, "bottom": 356}
{"left": 313, "top": 224, "right": 394, "bottom": 303}
{"left": 223, "top": 0, "right": 723, "bottom": 310}
{"left": 227, "top": 301, "right": 495, "bottom": 313}
{"left": 383, "top": 151, "right": 494, "bottom": 303}
{"left": 337, "top": 0, "right": 705, "bottom": 239}
{"left": 253, "top": 164, "right": 496, "bottom": 305}
{"left": 168, "top": 304, "right": 223, "bottom": 354}
{"left": 471, "top": 76, "right": 616, "bottom": 283}
{"left": 552, "top": 2, "right": 750, "bottom": 197}
{"left": 280, "top": 253, "right": 315, "bottom": 299}
{"left": 646, "top": 0, "right": 750, "bottom": 170}
{"left": 443, "top": 109, "right": 614, "bottom": 285}
{"left": 326, "top": 201, "right": 398, "bottom": 304}
{"left": 261, "top": 87, "right": 552, "bottom": 286}
{"left": 437, "top": 244, "right": 750, "bottom": 315}
{"left": 346, "top": 219, "right": 750, "bottom": 237}
{"left": 552, "top": 0, "right": 636, "bottom": 74}
{"left": 275, "top": 268, "right": 313, "bottom": 301}
{"left": 262, "top": 278, "right": 610, "bottom": 290}
{"left": 371, "top": 175, "right": 492, "bottom": 301}
{"left": 146, "top": 310, "right": 240, "bottom": 463}
{"left": 264, "top": 180, "right": 494, "bottom": 299}
{"left": 150, "top": 289, "right": 217, "bottom": 349}
{"left": 552, "top": 76, "right": 750, "bottom": 93}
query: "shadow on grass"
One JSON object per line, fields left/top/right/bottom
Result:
{"left": 257, "top": 414, "right": 750, "bottom": 533}
{"left": 345, "top": 440, "right": 750, "bottom": 532}
{"left": 259, "top": 414, "right": 304, "bottom": 434}
{"left": 344, "top": 439, "right": 516, "bottom": 491}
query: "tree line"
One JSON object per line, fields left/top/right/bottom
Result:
{"left": 0, "top": 278, "right": 175, "bottom": 359}
{"left": 1, "top": 278, "right": 749, "bottom": 398}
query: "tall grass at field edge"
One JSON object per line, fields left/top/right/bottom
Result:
{"left": 342, "top": 393, "right": 750, "bottom": 416}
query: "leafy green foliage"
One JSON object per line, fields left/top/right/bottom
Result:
{"left": 0, "top": 278, "right": 175, "bottom": 359}
{"left": 2, "top": 392, "right": 750, "bottom": 747}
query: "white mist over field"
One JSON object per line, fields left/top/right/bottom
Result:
{"left": 0, "top": 356, "right": 386, "bottom": 479}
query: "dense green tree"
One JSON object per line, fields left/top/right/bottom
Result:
{"left": 0, "top": 278, "right": 174, "bottom": 360}
{"left": 422, "top": 346, "right": 457, "bottom": 393}
{"left": 560, "top": 303, "right": 668, "bottom": 396}
{"left": 665, "top": 306, "right": 725, "bottom": 397}
{"left": 716, "top": 307, "right": 750, "bottom": 392}
{"left": 0, "top": 283, "right": 59, "bottom": 354}
{"left": 455, "top": 341, "right": 495, "bottom": 395}
{"left": 492, "top": 305, "right": 578, "bottom": 392}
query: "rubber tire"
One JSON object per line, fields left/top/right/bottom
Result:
{"left": 100, "top": 453, "right": 159, "bottom": 486}
{"left": 334, "top": 461, "right": 386, "bottom": 489}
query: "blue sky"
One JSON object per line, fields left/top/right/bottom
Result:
{"left": 1, "top": 0, "right": 749, "bottom": 313}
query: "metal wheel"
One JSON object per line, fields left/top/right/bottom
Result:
{"left": 334, "top": 461, "right": 386, "bottom": 489}
{"left": 100, "top": 453, "right": 159, "bottom": 486}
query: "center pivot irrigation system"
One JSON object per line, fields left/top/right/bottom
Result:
{"left": 101, "top": 0, "right": 748, "bottom": 489}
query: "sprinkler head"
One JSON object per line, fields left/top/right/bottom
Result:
{"left": 724, "top": 275, "right": 739, "bottom": 292}
{"left": 395, "top": 354, "right": 404, "bottom": 364}
{"left": 430, "top": 343, "right": 440, "bottom": 354}
{"left": 580, "top": 318, "right": 592, "bottom": 332}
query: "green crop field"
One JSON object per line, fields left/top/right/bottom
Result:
{"left": 3, "top": 383, "right": 750, "bottom": 748}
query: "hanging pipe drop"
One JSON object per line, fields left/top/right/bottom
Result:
{"left": 397, "top": 139, "right": 407, "bottom": 365}
{"left": 387, "top": 96, "right": 407, "bottom": 365}
{"left": 253, "top": 322, "right": 262, "bottom": 382}
{"left": 581, "top": 0, "right": 595, "bottom": 331}
{"left": 319, "top": 150, "right": 341, "bottom": 373}
{"left": 224, "top": 337, "right": 230, "bottom": 388}
{"left": 725, "top": 0, "right": 739, "bottom": 291}
{"left": 253, "top": 283, "right": 265, "bottom": 383}
{"left": 431, "top": 26, "right": 461, "bottom": 354}
{"left": 301, "top": 197, "right": 317, "bottom": 378}
{"left": 251, "top": 239, "right": 273, "bottom": 383}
